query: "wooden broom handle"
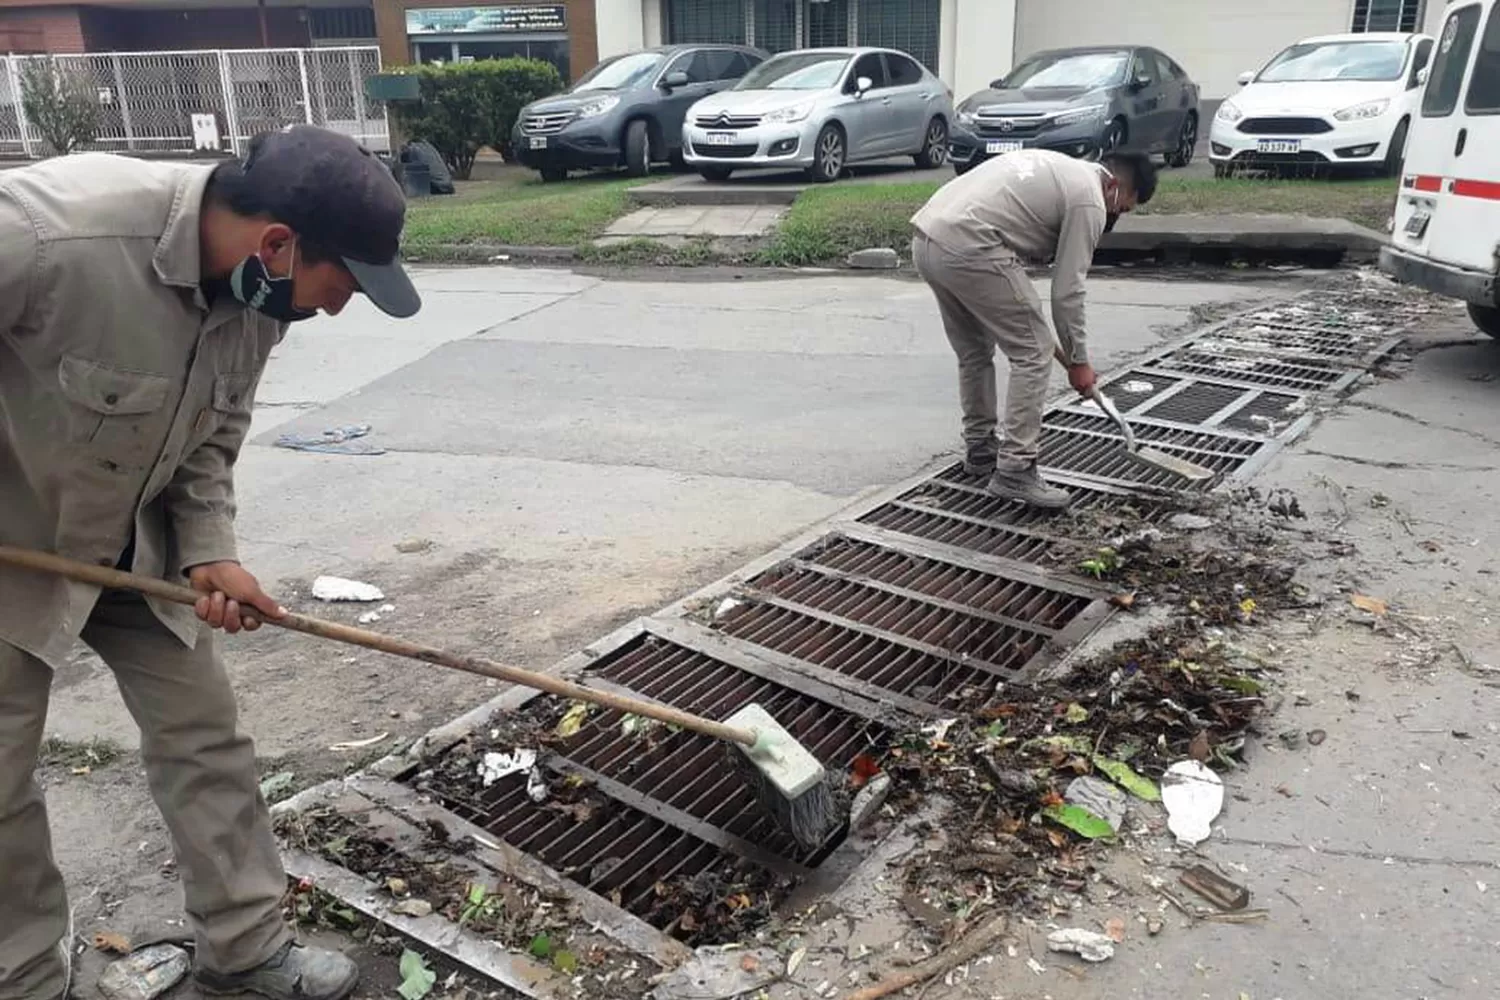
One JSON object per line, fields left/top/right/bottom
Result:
{"left": 0, "top": 545, "right": 759, "bottom": 748}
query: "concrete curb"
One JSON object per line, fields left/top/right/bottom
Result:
{"left": 630, "top": 185, "right": 799, "bottom": 208}
{"left": 1104, "top": 213, "right": 1387, "bottom": 264}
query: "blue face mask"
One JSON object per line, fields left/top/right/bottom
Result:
{"left": 229, "top": 243, "right": 316, "bottom": 323}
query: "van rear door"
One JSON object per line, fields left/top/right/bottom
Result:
{"left": 1392, "top": 2, "right": 1487, "bottom": 268}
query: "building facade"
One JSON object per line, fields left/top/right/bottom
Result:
{"left": 0, "top": 0, "right": 1450, "bottom": 96}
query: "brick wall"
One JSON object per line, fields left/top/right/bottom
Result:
{"left": 372, "top": 0, "right": 598, "bottom": 81}
{"left": 0, "top": 6, "right": 85, "bottom": 53}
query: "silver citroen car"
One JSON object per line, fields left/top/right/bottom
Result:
{"left": 681, "top": 46, "right": 954, "bottom": 183}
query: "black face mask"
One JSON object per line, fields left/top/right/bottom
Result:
{"left": 229, "top": 251, "right": 316, "bottom": 323}
{"left": 1104, "top": 212, "right": 1121, "bottom": 234}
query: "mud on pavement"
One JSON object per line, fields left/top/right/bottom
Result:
{"left": 210, "top": 271, "right": 1474, "bottom": 1000}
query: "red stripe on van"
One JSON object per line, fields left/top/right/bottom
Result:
{"left": 1453, "top": 178, "right": 1500, "bottom": 201}
{"left": 1411, "top": 174, "right": 1443, "bottom": 192}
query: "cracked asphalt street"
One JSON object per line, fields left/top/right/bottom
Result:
{"left": 35, "top": 264, "right": 1500, "bottom": 1000}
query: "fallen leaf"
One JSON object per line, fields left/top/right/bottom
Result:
{"left": 529, "top": 933, "right": 553, "bottom": 960}
{"left": 1092, "top": 756, "right": 1161, "bottom": 802}
{"left": 1104, "top": 917, "right": 1127, "bottom": 943}
{"left": 1064, "top": 702, "right": 1090, "bottom": 725}
{"left": 391, "top": 899, "right": 433, "bottom": 918}
{"left": 679, "top": 911, "right": 697, "bottom": 932}
{"left": 397, "top": 949, "right": 436, "bottom": 1000}
{"left": 1219, "top": 674, "right": 1264, "bottom": 695}
{"left": 1042, "top": 804, "right": 1116, "bottom": 840}
{"left": 1188, "top": 731, "right": 1211, "bottom": 762}
{"left": 1046, "top": 829, "right": 1068, "bottom": 849}
{"left": 1108, "top": 591, "right": 1137, "bottom": 610}
{"left": 787, "top": 946, "right": 808, "bottom": 977}
{"left": 554, "top": 950, "right": 578, "bottom": 975}
{"left": 258, "top": 770, "right": 295, "bottom": 801}
{"left": 1040, "top": 789, "right": 1065, "bottom": 808}
{"left": 1351, "top": 593, "right": 1389, "bottom": 616}
{"left": 92, "top": 931, "right": 130, "bottom": 954}
{"left": 739, "top": 954, "right": 760, "bottom": 973}
{"left": 850, "top": 753, "right": 881, "bottom": 789}
{"left": 329, "top": 732, "right": 388, "bottom": 751}
{"left": 555, "top": 703, "right": 591, "bottom": 739}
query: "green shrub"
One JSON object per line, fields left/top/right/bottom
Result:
{"left": 20, "top": 56, "right": 99, "bottom": 156}
{"left": 390, "top": 58, "right": 563, "bottom": 179}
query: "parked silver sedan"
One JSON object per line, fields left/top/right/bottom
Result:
{"left": 682, "top": 47, "right": 954, "bottom": 183}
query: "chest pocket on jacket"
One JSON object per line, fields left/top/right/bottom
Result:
{"left": 58, "top": 355, "right": 172, "bottom": 468}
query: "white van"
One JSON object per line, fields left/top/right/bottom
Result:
{"left": 1381, "top": 0, "right": 1500, "bottom": 336}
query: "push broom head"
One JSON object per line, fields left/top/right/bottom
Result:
{"left": 724, "top": 702, "right": 846, "bottom": 852}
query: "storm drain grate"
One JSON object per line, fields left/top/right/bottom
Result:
{"left": 416, "top": 632, "right": 893, "bottom": 932}
{"left": 1146, "top": 348, "right": 1347, "bottom": 391}
{"left": 1134, "top": 382, "right": 1249, "bottom": 425}
{"left": 1198, "top": 326, "right": 1381, "bottom": 363}
{"left": 1101, "top": 373, "right": 1183, "bottom": 413}
{"left": 1218, "top": 390, "right": 1308, "bottom": 435}
{"left": 715, "top": 597, "right": 1041, "bottom": 707}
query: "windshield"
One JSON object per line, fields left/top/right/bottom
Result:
{"left": 736, "top": 52, "right": 850, "bottom": 91}
{"left": 572, "top": 51, "right": 665, "bottom": 92}
{"left": 1257, "top": 40, "right": 1407, "bottom": 82}
{"left": 1002, "top": 51, "right": 1129, "bottom": 89}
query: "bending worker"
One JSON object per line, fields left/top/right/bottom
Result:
{"left": 911, "top": 148, "right": 1157, "bottom": 510}
{"left": 1, "top": 125, "right": 420, "bottom": 1000}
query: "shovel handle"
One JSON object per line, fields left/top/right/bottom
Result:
{"left": 1051, "top": 346, "right": 1138, "bottom": 451}
{"left": 0, "top": 546, "right": 760, "bottom": 748}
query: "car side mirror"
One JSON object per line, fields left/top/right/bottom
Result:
{"left": 1416, "top": 66, "right": 1430, "bottom": 86}
{"left": 989, "top": 78, "right": 1006, "bottom": 89}
{"left": 1128, "top": 75, "right": 1150, "bottom": 92}
{"left": 855, "top": 75, "right": 873, "bottom": 96}
{"left": 1237, "top": 70, "right": 1254, "bottom": 86}
{"left": 663, "top": 70, "right": 689, "bottom": 89}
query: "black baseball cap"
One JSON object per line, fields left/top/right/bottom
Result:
{"left": 240, "top": 125, "right": 421, "bottom": 318}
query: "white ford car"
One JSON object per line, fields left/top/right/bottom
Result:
{"left": 1209, "top": 32, "right": 1433, "bottom": 178}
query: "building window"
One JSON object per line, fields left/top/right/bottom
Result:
{"left": 665, "top": 0, "right": 747, "bottom": 44}
{"left": 310, "top": 6, "right": 377, "bottom": 41}
{"left": 1351, "top": 0, "right": 1425, "bottom": 33}
{"left": 855, "top": 0, "right": 939, "bottom": 73}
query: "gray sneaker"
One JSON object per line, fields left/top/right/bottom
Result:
{"left": 987, "top": 464, "right": 1071, "bottom": 510}
{"left": 962, "top": 442, "right": 999, "bottom": 478}
{"left": 197, "top": 942, "right": 359, "bottom": 1000}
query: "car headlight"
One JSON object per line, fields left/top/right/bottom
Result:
{"left": 575, "top": 95, "right": 621, "bottom": 119}
{"left": 1215, "top": 100, "right": 1243, "bottom": 123}
{"left": 1333, "top": 98, "right": 1390, "bottom": 122}
{"left": 1050, "top": 104, "right": 1107, "bottom": 128}
{"left": 763, "top": 102, "right": 814, "bottom": 124}
{"left": 956, "top": 108, "right": 977, "bottom": 126}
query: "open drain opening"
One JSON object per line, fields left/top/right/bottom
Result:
{"left": 403, "top": 634, "right": 892, "bottom": 945}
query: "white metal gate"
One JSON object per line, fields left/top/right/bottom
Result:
{"left": 0, "top": 45, "right": 387, "bottom": 158}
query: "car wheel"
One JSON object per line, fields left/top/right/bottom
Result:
{"left": 624, "top": 119, "right": 651, "bottom": 178}
{"left": 539, "top": 167, "right": 568, "bottom": 183}
{"left": 914, "top": 118, "right": 949, "bottom": 169}
{"left": 1098, "top": 119, "right": 1127, "bottom": 157}
{"left": 1383, "top": 118, "right": 1410, "bottom": 179}
{"left": 699, "top": 167, "right": 734, "bottom": 182}
{"left": 1165, "top": 114, "right": 1197, "bottom": 168}
{"left": 1469, "top": 303, "right": 1500, "bottom": 338}
{"left": 808, "top": 124, "right": 846, "bottom": 183}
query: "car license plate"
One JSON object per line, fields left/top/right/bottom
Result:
{"left": 985, "top": 140, "right": 1024, "bottom": 154}
{"left": 706, "top": 131, "right": 737, "bottom": 146}
{"left": 1404, "top": 209, "right": 1431, "bottom": 238}
{"left": 529, "top": 136, "right": 547, "bottom": 150}
{"left": 1256, "top": 139, "right": 1301, "bottom": 154}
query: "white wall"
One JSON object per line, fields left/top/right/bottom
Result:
{"left": 1422, "top": 0, "right": 1455, "bottom": 37}
{"left": 1013, "top": 0, "right": 1356, "bottom": 99}
{"left": 595, "top": 0, "right": 645, "bottom": 59}
{"left": 949, "top": 0, "right": 1016, "bottom": 101}
{"left": 643, "top": 0, "right": 664, "bottom": 47}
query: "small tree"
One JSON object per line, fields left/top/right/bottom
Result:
{"left": 391, "top": 57, "right": 563, "bottom": 179}
{"left": 20, "top": 56, "right": 99, "bottom": 156}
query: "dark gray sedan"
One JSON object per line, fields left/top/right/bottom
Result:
{"left": 948, "top": 46, "right": 1200, "bottom": 174}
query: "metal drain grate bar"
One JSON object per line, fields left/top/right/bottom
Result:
{"left": 1044, "top": 411, "right": 1265, "bottom": 454}
{"left": 645, "top": 617, "right": 942, "bottom": 719}
{"left": 859, "top": 503, "right": 1054, "bottom": 562}
{"left": 929, "top": 464, "right": 1178, "bottom": 514}
{"left": 796, "top": 536, "right": 1089, "bottom": 629}
{"left": 1146, "top": 350, "right": 1345, "bottom": 391}
{"left": 737, "top": 592, "right": 1019, "bottom": 679}
{"left": 716, "top": 599, "right": 1034, "bottom": 704}
{"left": 1209, "top": 323, "right": 1382, "bottom": 360}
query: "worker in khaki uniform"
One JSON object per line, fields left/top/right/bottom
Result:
{"left": 0, "top": 125, "right": 420, "bottom": 1000}
{"left": 911, "top": 149, "right": 1157, "bottom": 510}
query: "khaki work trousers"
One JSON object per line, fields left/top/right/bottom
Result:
{"left": 912, "top": 233, "right": 1056, "bottom": 469}
{"left": 0, "top": 592, "right": 290, "bottom": 1000}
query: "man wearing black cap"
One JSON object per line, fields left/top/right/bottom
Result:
{"left": 0, "top": 125, "right": 418, "bottom": 1000}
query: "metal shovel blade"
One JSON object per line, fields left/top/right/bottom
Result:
{"left": 1090, "top": 389, "right": 1216, "bottom": 483}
